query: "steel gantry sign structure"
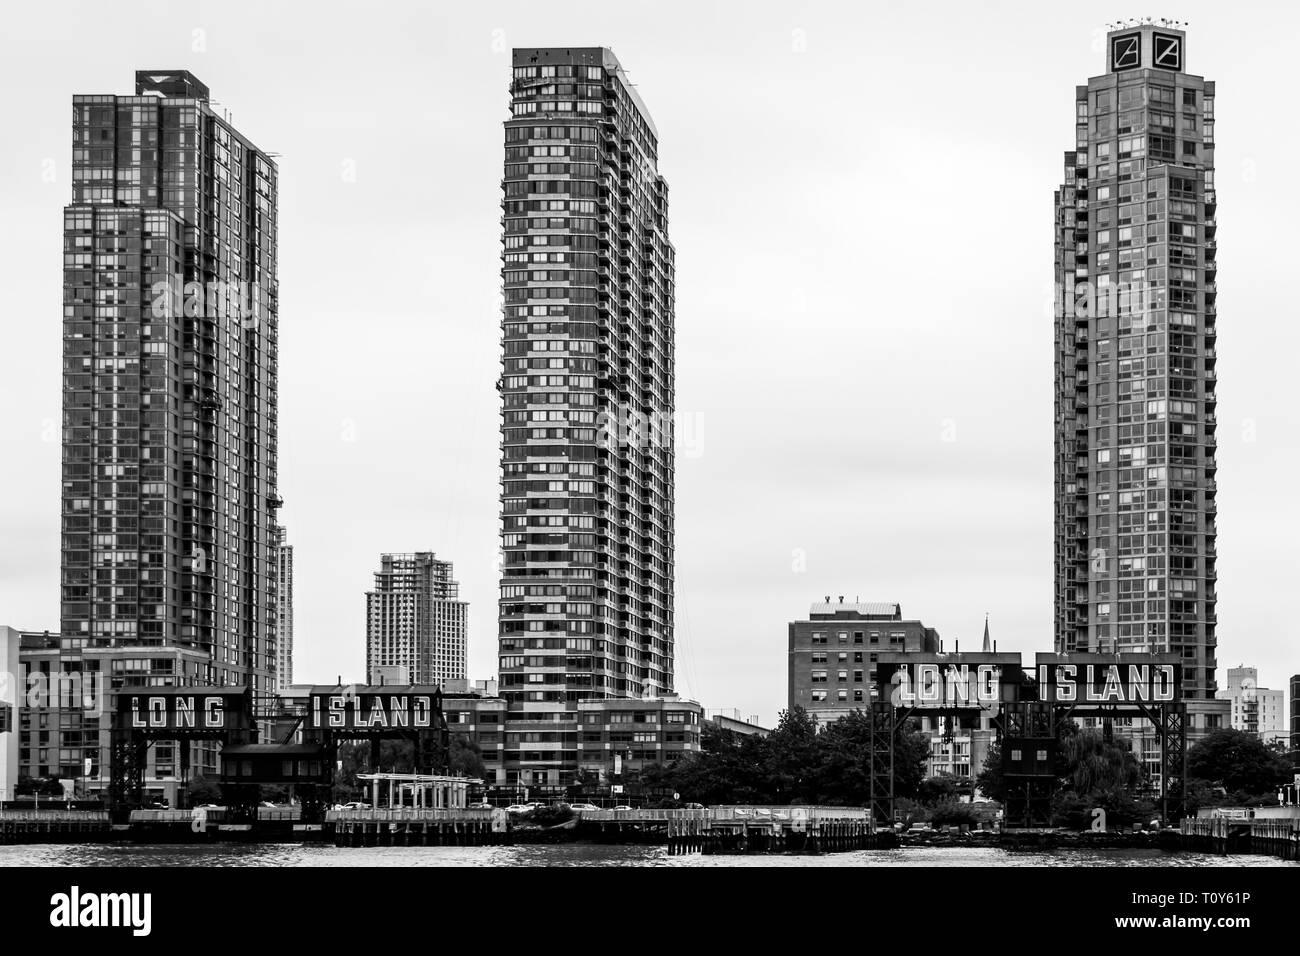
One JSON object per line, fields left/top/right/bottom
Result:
{"left": 867, "top": 652, "right": 1187, "bottom": 827}
{"left": 109, "top": 684, "right": 451, "bottom": 822}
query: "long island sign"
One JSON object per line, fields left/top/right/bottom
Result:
{"left": 878, "top": 652, "right": 1022, "bottom": 713}
{"left": 1035, "top": 653, "right": 1180, "bottom": 705}
{"left": 875, "top": 651, "right": 1182, "bottom": 714}
{"left": 307, "top": 686, "right": 444, "bottom": 732}
{"left": 117, "top": 687, "right": 252, "bottom": 734}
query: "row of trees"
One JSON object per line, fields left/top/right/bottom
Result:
{"left": 642, "top": 708, "right": 1296, "bottom": 829}
{"left": 975, "top": 725, "right": 1296, "bottom": 826}
{"left": 642, "top": 706, "right": 931, "bottom": 806}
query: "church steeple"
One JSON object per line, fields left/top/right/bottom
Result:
{"left": 982, "top": 613, "right": 991, "bottom": 653}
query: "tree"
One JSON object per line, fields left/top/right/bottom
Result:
{"left": 917, "top": 773, "right": 971, "bottom": 806}
{"left": 1188, "top": 729, "right": 1290, "bottom": 796}
{"left": 929, "top": 799, "right": 979, "bottom": 828}
{"left": 975, "top": 742, "right": 1006, "bottom": 802}
{"left": 448, "top": 734, "right": 486, "bottom": 779}
{"left": 1059, "top": 729, "right": 1143, "bottom": 797}
{"left": 763, "top": 706, "right": 821, "bottom": 803}
{"left": 893, "top": 722, "right": 933, "bottom": 799}
{"left": 187, "top": 774, "right": 223, "bottom": 806}
{"left": 651, "top": 723, "right": 769, "bottom": 805}
{"left": 814, "top": 710, "right": 874, "bottom": 806}
{"left": 332, "top": 740, "right": 368, "bottom": 803}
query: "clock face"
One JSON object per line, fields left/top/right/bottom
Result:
{"left": 1152, "top": 33, "right": 1182, "bottom": 71}
{"left": 1112, "top": 33, "right": 1141, "bottom": 71}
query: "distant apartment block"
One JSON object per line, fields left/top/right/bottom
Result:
{"left": 275, "top": 526, "right": 294, "bottom": 691}
{"left": 365, "top": 553, "right": 467, "bottom": 686}
{"left": 1291, "top": 674, "right": 1300, "bottom": 751}
{"left": 1226, "top": 666, "right": 1287, "bottom": 744}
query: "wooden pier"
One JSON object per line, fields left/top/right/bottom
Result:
{"left": 583, "top": 806, "right": 879, "bottom": 856}
{"left": 1247, "top": 819, "right": 1300, "bottom": 861}
{"left": 328, "top": 809, "right": 500, "bottom": 847}
{"left": 1180, "top": 815, "right": 1300, "bottom": 860}
{"left": 0, "top": 810, "right": 112, "bottom": 845}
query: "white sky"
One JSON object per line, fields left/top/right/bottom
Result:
{"left": 2, "top": 0, "right": 1298, "bottom": 725}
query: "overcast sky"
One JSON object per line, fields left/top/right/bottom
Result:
{"left": 2, "top": 0, "right": 1298, "bottom": 725}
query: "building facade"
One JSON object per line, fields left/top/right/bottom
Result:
{"left": 0, "top": 627, "right": 20, "bottom": 802}
{"left": 498, "top": 48, "right": 676, "bottom": 786}
{"left": 1291, "top": 675, "right": 1300, "bottom": 751}
{"left": 1053, "top": 26, "right": 1220, "bottom": 703}
{"left": 1225, "top": 666, "right": 1287, "bottom": 744}
{"left": 62, "top": 71, "right": 280, "bottom": 693}
{"left": 928, "top": 730, "right": 996, "bottom": 784}
{"left": 438, "top": 691, "right": 701, "bottom": 790}
{"left": 787, "top": 600, "right": 940, "bottom": 727}
{"left": 275, "top": 525, "right": 294, "bottom": 691}
{"left": 705, "top": 709, "right": 770, "bottom": 738}
{"left": 365, "top": 553, "right": 467, "bottom": 686}
{"left": 14, "top": 628, "right": 214, "bottom": 805}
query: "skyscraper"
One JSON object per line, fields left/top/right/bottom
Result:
{"left": 275, "top": 525, "right": 294, "bottom": 690}
{"left": 1053, "top": 26, "right": 1219, "bottom": 701}
{"left": 366, "top": 553, "right": 467, "bottom": 686}
{"left": 498, "top": 48, "right": 676, "bottom": 786}
{"left": 61, "top": 71, "right": 280, "bottom": 693}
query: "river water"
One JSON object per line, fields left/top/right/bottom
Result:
{"left": 0, "top": 844, "right": 1293, "bottom": 867}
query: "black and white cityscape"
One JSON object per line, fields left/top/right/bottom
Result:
{"left": 0, "top": 0, "right": 1297, "bottom": 903}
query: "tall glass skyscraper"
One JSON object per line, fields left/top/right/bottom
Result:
{"left": 498, "top": 48, "right": 676, "bottom": 785}
{"left": 1053, "top": 26, "right": 1219, "bottom": 701}
{"left": 61, "top": 71, "right": 280, "bottom": 693}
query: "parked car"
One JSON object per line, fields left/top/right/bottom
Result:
{"left": 612, "top": 805, "right": 633, "bottom": 811}
{"left": 906, "top": 823, "right": 931, "bottom": 833}
{"left": 569, "top": 803, "right": 600, "bottom": 812}
{"left": 684, "top": 803, "right": 706, "bottom": 810}
{"left": 504, "top": 804, "right": 532, "bottom": 813}
{"left": 466, "top": 802, "right": 493, "bottom": 810}
{"left": 340, "top": 801, "right": 368, "bottom": 811}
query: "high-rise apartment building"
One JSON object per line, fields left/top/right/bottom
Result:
{"left": 497, "top": 48, "right": 676, "bottom": 786}
{"left": 1291, "top": 675, "right": 1300, "bottom": 751}
{"left": 61, "top": 71, "right": 280, "bottom": 693}
{"left": 1225, "top": 666, "right": 1287, "bottom": 743}
{"left": 1053, "top": 26, "right": 1219, "bottom": 701}
{"left": 275, "top": 525, "right": 294, "bottom": 690}
{"left": 366, "top": 553, "right": 467, "bottom": 686}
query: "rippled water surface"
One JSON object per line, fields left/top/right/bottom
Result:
{"left": 0, "top": 843, "right": 1292, "bottom": 867}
